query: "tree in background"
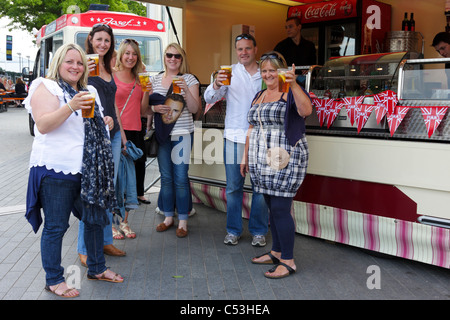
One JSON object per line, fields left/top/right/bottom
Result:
{"left": 0, "top": 0, "right": 146, "bottom": 33}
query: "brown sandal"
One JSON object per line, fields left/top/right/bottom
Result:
{"left": 87, "top": 269, "right": 124, "bottom": 283}
{"left": 45, "top": 283, "right": 79, "bottom": 298}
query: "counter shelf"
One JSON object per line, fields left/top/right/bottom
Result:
{"left": 305, "top": 52, "right": 450, "bottom": 142}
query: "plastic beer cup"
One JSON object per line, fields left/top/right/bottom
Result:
{"left": 172, "top": 75, "right": 182, "bottom": 94}
{"left": 220, "top": 65, "right": 232, "bottom": 85}
{"left": 138, "top": 72, "right": 151, "bottom": 92}
{"left": 278, "top": 68, "right": 289, "bottom": 93}
{"left": 82, "top": 92, "right": 96, "bottom": 118}
{"left": 87, "top": 54, "right": 99, "bottom": 77}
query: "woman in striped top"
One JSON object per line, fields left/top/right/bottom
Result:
{"left": 151, "top": 43, "right": 200, "bottom": 238}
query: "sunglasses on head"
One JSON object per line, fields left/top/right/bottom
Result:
{"left": 124, "top": 38, "right": 139, "bottom": 45}
{"left": 166, "top": 53, "right": 182, "bottom": 59}
{"left": 260, "top": 53, "right": 284, "bottom": 63}
{"left": 235, "top": 33, "right": 254, "bottom": 42}
{"left": 93, "top": 23, "right": 112, "bottom": 29}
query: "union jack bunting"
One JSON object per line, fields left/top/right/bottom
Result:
{"left": 379, "top": 90, "right": 398, "bottom": 115}
{"left": 355, "top": 104, "right": 374, "bottom": 133}
{"left": 312, "top": 98, "right": 329, "bottom": 127}
{"left": 373, "top": 93, "right": 388, "bottom": 124}
{"left": 386, "top": 106, "right": 409, "bottom": 137}
{"left": 342, "top": 96, "right": 364, "bottom": 126}
{"left": 420, "top": 106, "right": 449, "bottom": 138}
{"left": 326, "top": 99, "right": 344, "bottom": 129}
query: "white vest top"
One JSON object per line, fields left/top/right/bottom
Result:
{"left": 24, "top": 78, "right": 103, "bottom": 175}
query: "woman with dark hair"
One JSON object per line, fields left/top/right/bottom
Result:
{"left": 77, "top": 23, "right": 126, "bottom": 266}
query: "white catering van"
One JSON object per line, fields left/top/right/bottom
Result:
{"left": 27, "top": 9, "right": 168, "bottom": 135}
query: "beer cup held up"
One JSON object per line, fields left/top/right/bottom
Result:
{"left": 82, "top": 92, "right": 96, "bottom": 118}
{"left": 172, "top": 75, "right": 182, "bottom": 94}
{"left": 220, "top": 65, "right": 232, "bottom": 86}
{"left": 138, "top": 72, "right": 151, "bottom": 92}
{"left": 278, "top": 68, "right": 289, "bottom": 93}
{"left": 87, "top": 54, "right": 99, "bottom": 77}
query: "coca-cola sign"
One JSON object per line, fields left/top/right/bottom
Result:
{"left": 288, "top": 0, "right": 357, "bottom": 23}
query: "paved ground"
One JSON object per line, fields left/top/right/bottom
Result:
{"left": 0, "top": 106, "right": 449, "bottom": 304}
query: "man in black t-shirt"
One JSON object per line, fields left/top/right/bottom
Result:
{"left": 432, "top": 32, "right": 450, "bottom": 84}
{"left": 274, "top": 17, "right": 317, "bottom": 67}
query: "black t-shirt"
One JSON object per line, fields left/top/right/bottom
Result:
{"left": 88, "top": 76, "right": 120, "bottom": 138}
{"left": 274, "top": 37, "right": 317, "bottom": 66}
{"left": 14, "top": 83, "right": 27, "bottom": 95}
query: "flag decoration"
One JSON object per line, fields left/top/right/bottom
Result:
{"left": 386, "top": 106, "right": 409, "bottom": 136}
{"left": 355, "top": 104, "right": 374, "bottom": 133}
{"left": 326, "top": 100, "right": 344, "bottom": 129}
{"left": 420, "top": 106, "right": 449, "bottom": 138}
{"left": 342, "top": 96, "right": 364, "bottom": 126}
{"left": 310, "top": 90, "right": 449, "bottom": 138}
{"left": 312, "top": 98, "right": 329, "bottom": 127}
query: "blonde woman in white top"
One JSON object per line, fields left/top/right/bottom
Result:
{"left": 25, "top": 43, "right": 123, "bottom": 298}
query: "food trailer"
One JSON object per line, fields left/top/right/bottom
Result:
{"left": 191, "top": 51, "right": 450, "bottom": 269}
{"left": 27, "top": 9, "right": 168, "bottom": 135}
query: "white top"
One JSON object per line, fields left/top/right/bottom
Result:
{"left": 151, "top": 73, "right": 199, "bottom": 135}
{"left": 204, "top": 62, "right": 263, "bottom": 144}
{"left": 24, "top": 78, "right": 104, "bottom": 175}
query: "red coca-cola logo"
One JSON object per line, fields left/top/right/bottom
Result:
{"left": 290, "top": 0, "right": 355, "bottom": 23}
{"left": 304, "top": 3, "right": 338, "bottom": 20}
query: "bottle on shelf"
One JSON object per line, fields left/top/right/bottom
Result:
{"left": 338, "top": 80, "right": 346, "bottom": 98}
{"left": 324, "top": 85, "right": 333, "bottom": 99}
{"left": 402, "top": 12, "right": 409, "bottom": 31}
{"left": 409, "top": 13, "right": 415, "bottom": 32}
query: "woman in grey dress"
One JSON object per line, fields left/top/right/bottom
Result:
{"left": 241, "top": 51, "right": 312, "bottom": 279}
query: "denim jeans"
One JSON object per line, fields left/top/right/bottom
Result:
{"left": 40, "top": 176, "right": 107, "bottom": 286}
{"left": 157, "top": 133, "right": 192, "bottom": 221}
{"left": 223, "top": 139, "right": 268, "bottom": 237}
{"left": 77, "top": 131, "right": 121, "bottom": 254}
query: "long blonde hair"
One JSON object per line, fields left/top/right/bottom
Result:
{"left": 164, "top": 43, "right": 190, "bottom": 74}
{"left": 46, "top": 43, "right": 89, "bottom": 88}
{"left": 114, "top": 39, "right": 144, "bottom": 78}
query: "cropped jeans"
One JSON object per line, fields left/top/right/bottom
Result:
{"left": 77, "top": 131, "right": 121, "bottom": 254}
{"left": 157, "top": 133, "right": 193, "bottom": 221}
{"left": 223, "top": 139, "right": 268, "bottom": 237}
{"left": 40, "top": 176, "right": 106, "bottom": 286}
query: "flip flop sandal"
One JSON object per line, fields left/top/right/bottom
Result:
{"left": 87, "top": 269, "right": 124, "bottom": 283}
{"left": 251, "top": 252, "right": 280, "bottom": 265}
{"left": 264, "top": 262, "right": 296, "bottom": 279}
{"left": 45, "top": 283, "right": 79, "bottom": 298}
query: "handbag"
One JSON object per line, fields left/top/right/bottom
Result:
{"left": 144, "top": 128, "right": 158, "bottom": 158}
{"left": 257, "top": 91, "right": 300, "bottom": 171}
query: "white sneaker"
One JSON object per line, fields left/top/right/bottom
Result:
{"left": 224, "top": 233, "right": 240, "bottom": 245}
{"left": 252, "top": 235, "right": 266, "bottom": 247}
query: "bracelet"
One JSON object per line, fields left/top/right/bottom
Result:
{"left": 67, "top": 102, "right": 75, "bottom": 113}
{"left": 151, "top": 105, "right": 156, "bottom": 113}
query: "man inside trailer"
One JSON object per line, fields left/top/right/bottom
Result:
{"left": 274, "top": 16, "right": 317, "bottom": 67}
{"left": 432, "top": 31, "right": 450, "bottom": 87}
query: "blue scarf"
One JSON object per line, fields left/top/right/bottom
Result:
{"left": 59, "top": 80, "right": 117, "bottom": 227}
